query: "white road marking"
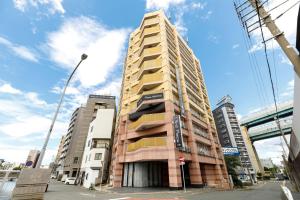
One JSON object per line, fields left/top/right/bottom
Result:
{"left": 109, "top": 197, "right": 131, "bottom": 200}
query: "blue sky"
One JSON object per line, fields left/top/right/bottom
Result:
{"left": 0, "top": 0, "right": 297, "bottom": 165}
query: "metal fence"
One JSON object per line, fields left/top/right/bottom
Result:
{"left": 0, "top": 170, "right": 20, "bottom": 200}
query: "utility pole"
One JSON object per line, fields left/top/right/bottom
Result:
{"left": 235, "top": 0, "right": 300, "bottom": 190}
{"left": 247, "top": 0, "right": 300, "bottom": 78}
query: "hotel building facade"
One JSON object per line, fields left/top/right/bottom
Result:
{"left": 112, "top": 10, "right": 229, "bottom": 189}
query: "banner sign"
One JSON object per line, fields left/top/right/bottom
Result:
{"left": 173, "top": 115, "right": 183, "bottom": 148}
{"left": 137, "top": 93, "right": 163, "bottom": 107}
{"left": 222, "top": 147, "right": 240, "bottom": 156}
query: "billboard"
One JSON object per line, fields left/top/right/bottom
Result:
{"left": 222, "top": 147, "right": 240, "bottom": 156}
{"left": 173, "top": 115, "right": 183, "bottom": 148}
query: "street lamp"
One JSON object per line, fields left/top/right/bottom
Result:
{"left": 35, "top": 54, "right": 88, "bottom": 168}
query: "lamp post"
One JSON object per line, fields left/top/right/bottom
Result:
{"left": 35, "top": 54, "right": 88, "bottom": 168}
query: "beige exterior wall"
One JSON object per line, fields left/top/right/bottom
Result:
{"left": 240, "top": 126, "right": 263, "bottom": 173}
{"left": 112, "top": 10, "right": 229, "bottom": 189}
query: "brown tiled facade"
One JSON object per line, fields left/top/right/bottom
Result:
{"left": 112, "top": 10, "right": 229, "bottom": 189}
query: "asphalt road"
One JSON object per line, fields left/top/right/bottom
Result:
{"left": 44, "top": 180, "right": 295, "bottom": 200}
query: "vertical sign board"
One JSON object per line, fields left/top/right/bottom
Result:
{"left": 173, "top": 115, "right": 183, "bottom": 148}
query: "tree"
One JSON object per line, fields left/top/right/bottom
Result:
{"left": 224, "top": 156, "right": 243, "bottom": 187}
{"left": 13, "top": 166, "right": 22, "bottom": 171}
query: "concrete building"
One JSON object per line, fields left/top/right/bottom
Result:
{"left": 59, "top": 95, "right": 116, "bottom": 178}
{"left": 54, "top": 136, "right": 65, "bottom": 176}
{"left": 112, "top": 10, "right": 229, "bottom": 189}
{"left": 240, "top": 126, "right": 263, "bottom": 173}
{"left": 212, "top": 95, "right": 255, "bottom": 181}
{"left": 25, "top": 150, "right": 40, "bottom": 168}
{"left": 80, "top": 97, "right": 116, "bottom": 188}
{"left": 260, "top": 158, "right": 275, "bottom": 169}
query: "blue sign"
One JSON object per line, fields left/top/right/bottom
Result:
{"left": 222, "top": 147, "right": 240, "bottom": 156}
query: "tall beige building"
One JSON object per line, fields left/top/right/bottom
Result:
{"left": 112, "top": 10, "right": 229, "bottom": 189}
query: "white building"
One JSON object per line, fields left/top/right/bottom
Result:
{"left": 80, "top": 108, "right": 115, "bottom": 189}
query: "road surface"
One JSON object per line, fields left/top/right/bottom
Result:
{"left": 44, "top": 180, "right": 296, "bottom": 200}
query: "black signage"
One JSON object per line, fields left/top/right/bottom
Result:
{"left": 89, "top": 95, "right": 115, "bottom": 99}
{"left": 173, "top": 115, "right": 183, "bottom": 148}
{"left": 137, "top": 93, "right": 164, "bottom": 107}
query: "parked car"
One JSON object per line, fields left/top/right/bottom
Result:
{"left": 65, "top": 177, "right": 76, "bottom": 185}
{"left": 61, "top": 174, "right": 68, "bottom": 182}
{"left": 50, "top": 174, "right": 57, "bottom": 179}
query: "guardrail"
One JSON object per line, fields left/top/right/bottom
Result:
{"left": 0, "top": 170, "right": 21, "bottom": 200}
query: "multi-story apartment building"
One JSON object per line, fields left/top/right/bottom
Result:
{"left": 80, "top": 97, "right": 116, "bottom": 188}
{"left": 54, "top": 136, "right": 65, "bottom": 176}
{"left": 112, "top": 10, "right": 229, "bottom": 189}
{"left": 212, "top": 95, "right": 255, "bottom": 181}
{"left": 59, "top": 95, "right": 115, "bottom": 179}
{"left": 25, "top": 150, "right": 40, "bottom": 168}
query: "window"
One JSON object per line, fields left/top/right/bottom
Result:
{"left": 73, "top": 157, "right": 78, "bottom": 164}
{"left": 94, "top": 153, "right": 102, "bottom": 160}
{"left": 88, "top": 154, "right": 91, "bottom": 161}
{"left": 90, "top": 126, "right": 93, "bottom": 132}
{"left": 88, "top": 140, "right": 90, "bottom": 147}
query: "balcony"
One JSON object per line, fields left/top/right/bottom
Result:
{"left": 139, "top": 34, "right": 161, "bottom": 54}
{"left": 137, "top": 58, "right": 162, "bottom": 80}
{"left": 127, "top": 137, "right": 167, "bottom": 152}
{"left": 128, "top": 113, "right": 165, "bottom": 131}
{"left": 141, "top": 25, "right": 160, "bottom": 38}
{"left": 141, "top": 17, "right": 160, "bottom": 30}
{"left": 134, "top": 72, "right": 164, "bottom": 94}
{"left": 137, "top": 45, "right": 162, "bottom": 68}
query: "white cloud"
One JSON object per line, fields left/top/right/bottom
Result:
{"left": 208, "top": 34, "right": 219, "bottom": 44}
{"left": 146, "top": 0, "right": 185, "bottom": 11}
{"left": 0, "top": 143, "right": 57, "bottom": 165}
{"left": 174, "top": 9, "right": 188, "bottom": 37}
{"left": 25, "top": 92, "right": 48, "bottom": 106}
{"left": 94, "top": 79, "right": 121, "bottom": 97}
{"left": 0, "top": 83, "right": 22, "bottom": 94}
{"left": 280, "top": 54, "right": 292, "bottom": 66}
{"left": 280, "top": 79, "right": 294, "bottom": 98}
{"left": 12, "top": 0, "right": 65, "bottom": 14}
{"left": 0, "top": 36, "right": 38, "bottom": 62}
{"left": 232, "top": 44, "right": 240, "bottom": 49}
{"left": 46, "top": 16, "right": 130, "bottom": 88}
{"left": 246, "top": 0, "right": 298, "bottom": 52}
{"left": 0, "top": 115, "right": 66, "bottom": 138}
{"left": 0, "top": 83, "right": 68, "bottom": 139}
{"left": 254, "top": 136, "right": 289, "bottom": 165}
{"left": 191, "top": 2, "right": 206, "bottom": 10}
{"left": 201, "top": 10, "right": 212, "bottom": 20}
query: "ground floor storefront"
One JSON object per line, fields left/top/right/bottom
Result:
{"left": 118, "top": 160, "right": 229, "bottom": 189}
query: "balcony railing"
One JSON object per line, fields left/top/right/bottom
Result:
{"left": 134, "top": 72, "right": 163, "bottom": 94}
{"left": 128, "top": 113, "right": 165, "bottom": 130}
{"left": 127, "top": 136, "right": 167, "bottom": 152}
{"left": 139, "top": 34, "right": 161, "bottom": 53}
{"left": 141, "top": 25, "right": 160, "bottom": 38}
{"left": 137, "top": 58, "right": 162, "bottom": 80}
{"left": 141, "top": 17, "right": 160, "bottom": 30}
{"left": 136, "top": 46, "right": 162, "bottom": 68}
